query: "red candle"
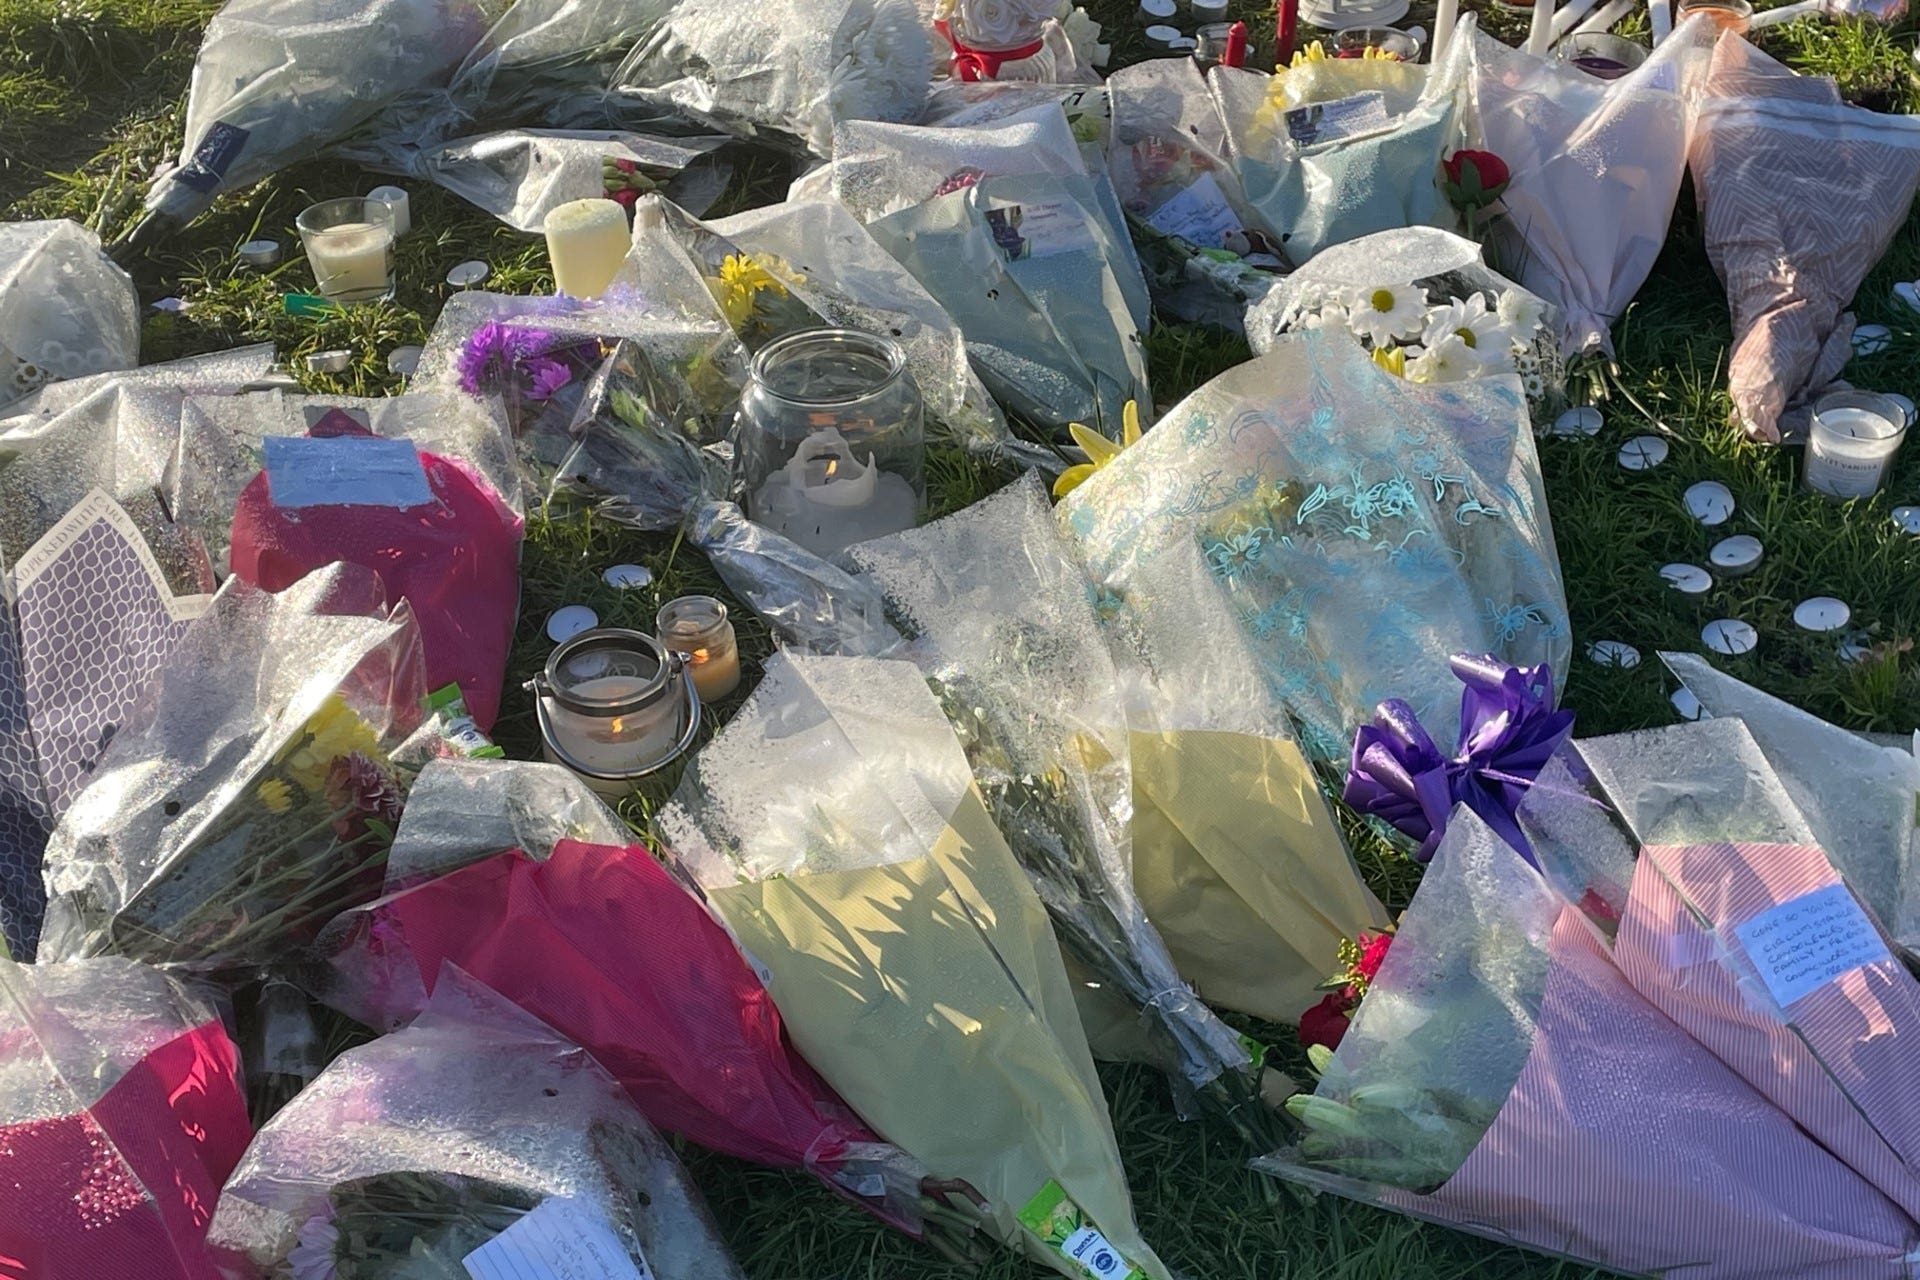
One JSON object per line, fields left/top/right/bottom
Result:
{"left": 1276, "top": 0, "right": 1299, "bottom": 64}
{"left": 1224, "top": 19, "right": 1249, "bottom": 65}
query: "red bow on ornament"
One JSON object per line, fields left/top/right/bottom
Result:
{"left": 934, "top": 19, "right": 1045, "bottom": 81}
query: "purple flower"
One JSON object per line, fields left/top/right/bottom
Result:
{"left": 325, "top": 752, "right": 404, "bottom": 840}
{"left": 455, "top": 320, "right": 562, "bottom": 396}
{"left": 523, "top": 356, "right": 574, "bottom": 401}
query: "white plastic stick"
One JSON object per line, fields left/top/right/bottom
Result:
{"left": 1572, "top": 0, "right": 1636, "bottom": 35}
{"left": 1431, "top": 0, "right": 1459, "bottom": 62}
{"left": 1649, "top": 0, "right": 1673, "bottom": 42}
{"left": 1527, "top": 0, "right": 1557, "bottom": 53}
{"left": 1547, "top": 0, "right": 1606, "bottom": 39}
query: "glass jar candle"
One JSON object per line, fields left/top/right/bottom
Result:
{"left": 657, "top": 595, "right": 742, "bottom": 703}
{"left": 297, "top": 197, "right": 397, "bottom": 305}
{"left": 1558, "top": 32, "right": 1648, "bottom": 80}
{"left": 741, "top": 329, "right": 925, "bottom": 558}
{"left": 1676, "top": 0, "right": 1752, "bottom": 32}
{"left": 1806, "top": 390, "right": 1909, "bottom": 500}
{"left": 1332, "top": 26, "right": 1420, "bottom": 58}
{"left": 528, "top": 628, "right": 700, "bottom": 798}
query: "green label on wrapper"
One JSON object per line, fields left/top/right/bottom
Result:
{"left": 1019, "top": 1181, "right": 1146, "bottom": 1280}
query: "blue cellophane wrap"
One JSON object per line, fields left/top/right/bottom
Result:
{"left": 1055, "top": 330, "right": 1569, "bottom": 767}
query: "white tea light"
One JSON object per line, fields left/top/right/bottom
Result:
{"left": 1144, "top": 22, "right": 1183, "bottom": 47}
{"left": 1893, "top": 506, "right": 1920, "bottom": 535}
{"left": 238, "top": 239, "right": 281, "bottom": 268}
{"left": 446, "top": 260, "right": 491, "bottom": 288}
{"left": 1190, "top": 0, "right": 1229, "bottom": 19}
{"left": 1851, "top": 324, "right": 1893, "bottom": 356}
{"left": 1671, "top": 686, "right": 1707, "bottom": 721}
{"left": 305, "top": 349, "right": 351, "bottom": 374}
{"left": 1894, "top": 282, "right": 1920, "bottom": 316}
{"left": 1587, "top": 640, "right": 1641, "bottom": 668}
{"left": 367, "top": 184, "right": 410, "bottom": 237}
{"left": 603, "top": 563, "right": 654, "bottom": 590}
{"left": 387, "top": 345, "right": 422, "bottom": 378}
{"left": 1551, "top": 406, "right": 1603, "bottom": 437}
{"left": 1659, "top": 563, "right": 1713, "bottom": 595}
{"left": 546, "top": 604, "right": 599, "bottom": 643}
{"left": 1838, "top": 633, "right": 1873, "bottom": 663}
{"left": 1138, "top": 0, "right": 1176, "bottom": 19}
{"left": 1702, "top": 618, "right": 1758, "bottom": 656}
{"left": 1617, "top": 435, "right": 1668, "bottom": 471}
{"left": 1682, "top": 480, "right": 1735, "bottom": 525}
{"left": 1709, "top": 534, "right": 1764, "bottom": 576}
{"left": 1792, "top": 597, "right": 1851, "bottom": 633}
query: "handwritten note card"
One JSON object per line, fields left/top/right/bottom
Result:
{"left": 264, "top": 435, "right": 432, "bottom": 510}
{"left": 462, "top": 1198, "right": 650, "bottom": 1280}
{"left": 1732, "top": 882, "right": 1891, "bottom": 1009}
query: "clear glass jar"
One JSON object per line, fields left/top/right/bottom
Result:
{"left": 740, "top": 329, "right": 925, "bottom": 558}
{"left": 656, "top": 595, "right": 742, "bottom": 702}
{"left": 530, "top": 628, "right": 698, "bottom": 797}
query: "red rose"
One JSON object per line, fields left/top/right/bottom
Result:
{"left": 613, "top": 157, "right": 638, "bottom": 174}
{"left": 1354, "top": 930, "right": 1394, "bottom": 982}
{"left": 611, "top": 188, "right": 639, "bottom": 210}
{"left": 1441, "top": 149, "right": 1510, "bottom": 208}
{"left": 1578, "top": 886, "right": 1622, "bottom": 925}
{"left": 1297, "top": 993, "right": 1355, "bottom": 1051}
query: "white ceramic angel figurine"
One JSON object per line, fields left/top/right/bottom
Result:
{"left": 930, "top": 0, "right": 1105, "bottom": 80}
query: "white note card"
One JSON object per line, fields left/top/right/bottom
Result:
{"left": 463, "top": 1198, "right": 650, "bottom": 1280}
{"left": 265, "top": 434, "right": 433, "bottom": 510}
{"left": 1144, "top": 172, "right": 1244, "bottom": 249}
{"left": 1732, "top": 882, "right": 1892, "bottom": 1009}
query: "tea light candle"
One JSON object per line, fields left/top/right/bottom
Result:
{"left": 367, "top": 185, "right": 410, "bottom": 237}
{"left": 1806, "top": 390, "right": 1909, "bottom": 500}
{"left": 1792, "top": 597, "right": 1850, "bottom": 633}
{"left": 1139, "top": 0, "right": 1176, "bottom": 20}
{"left": 657, "top": 595, "right": 742, "bottom": 702}
{"left": 1709, "top": 534, "right": 1764, "bottom": 577}
{"left": 1617, "top": 435, "right": 1668, "bottom": 471}
{"left": 1683, "top": 480, "right": 1735, "bottom": 525}
{"left": 1586, "top": 640, "right": 1641, "bottom": 668}
{"left": 1144, "top": 22, "right": 1183, "bottom": 49}
{"left": 1660, "top": 563, "right": 1713, "bottom": 595}
{"left": 750, "top": 428, "right": 919, "bottom": 557}
{"left": 1191, "top": 0, "right": 1229, "bottom": 21}
{"left": 545, "top": 198, "right": 631, "bottom": 300}
{"left": 1702, "top": 618, "right": 1758, "bottom": 656}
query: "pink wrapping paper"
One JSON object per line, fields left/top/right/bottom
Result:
{"left": 1386, "top": 909, "right": 1920, "bottom": 1278}
{"left": 1616, "top": 843, "right": 1920, "bottom": 1220}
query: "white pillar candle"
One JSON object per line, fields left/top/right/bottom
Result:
{"left": 545, "top": 198, "right": 631, "bottom": 300}
{"left": 1431, "top": 0, "right": 1459, "bottom": 62}
{"left": 749, "top": 429, "right": 919, "bottom": 557}
{"left": 367, "top": 184, "right": 410, "bottom": 237}
{"left": 1806, "top": 393, "right": 1909, "bottom": 500}
{"left": 307, "top": 222, "right": 393, "bottom": 303}
{"left": 1527, "top": 0, "right": 1556, "bottom": 54}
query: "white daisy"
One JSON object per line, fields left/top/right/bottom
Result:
{"left": 1495, "top": 287, "right": 1546, "bottom": 339}
{"left": 1420, "top": 294, "right": 1510, "bottom": 363}
{"left": 1406, "top": 333, "right": 1481, "bottom": 384}
{"left": 1301, "top": 300, "right": 1353, "bottom": 334}
{"left": 1342, "top": 282, "right": 1428, "bottom": 347}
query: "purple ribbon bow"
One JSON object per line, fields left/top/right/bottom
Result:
{"left": 1342, "top": 654, "right": 1575, "bottom": 866}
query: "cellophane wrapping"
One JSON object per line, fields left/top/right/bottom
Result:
{"left": 797, "top": 103, "right": 1151, "bottom": 434}
{"left": 1058, "top": 329, "right": 1569, "bottom": 768}
{"left": 412, "top": 128, "right": 728, "bottom": 232}
{"left": 1467, "top": 19, "right": 1715, "bottom": 358}
{"left": 0, "top": 344, "right": 276, "bottom": 445}
{"left": 0, "top": 221, "right": 139, "bottom": 408}
{"left": 207, "top": 971, "right": 746, "bottom": 1280}
{"left": 1525, "top": 716, "right": 1920, "bottom": 1220}
{"left": 1688, "top": 34, "right": 1920, "bottom": 441}
{"left": 1663, "top": 651, "right": 1920, "bottom": 954}
{"left": 1209, "top": 29, "right": 1471, "bottom": 266}
{"left": 0, "top": 953, "right": 251, "bottom": 1277}
{"left": 378, "top": 757, "right": 625, "bottom": 891}
{"left": 142, "top": 0, "right": 497, "bottom": 231}
{"left": 657, "top": 650, "right": 1173, "bottom": 1280}
{"left": 839, "top": 475, "right": 1256, "bottom": 1114}
{"left": 1263, "top": 809, "right": 1920, "bottom": 1279}
{"left": 1245, "top": 226, "right": 1566, "bottom": 426}
{"left": 323, "top": 835, "right": 940, "bottom": 1235}
{"left": 36, "top": 563, "right": 430, "bottom": 969}
{"left": 610, "top": 0, "right": 933, "bottom": 156}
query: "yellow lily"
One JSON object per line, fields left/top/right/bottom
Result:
{"left": 1053, "top": 400, "right": 1142, "bottom": 499}
{"left": 1372, "top": 346, "right": 1408, "bottom": 378}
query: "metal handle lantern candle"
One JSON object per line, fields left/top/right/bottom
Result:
{"left": 528, "top": 628, "right": 702, "bottom": 798}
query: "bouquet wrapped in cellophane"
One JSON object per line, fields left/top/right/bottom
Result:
{"left": 408, "top": 127, "right": 729, "bottom": 232}
{"left": 0, "top": 952, "right": 252, "bottom": 1276}
{"left": 36, "top": 562, "right": 431, "bottom": 970}
{"left": 0, "top": 219, "right": 138, "bottom": 407}
{"left": 657, "top": 650, "right": 1175, "bottom": 1280}
{"left": 837, "top": 474, "right": 1271, "bottom": 1136}
{"left": 322, "top": 823, "right": 976, "bottom": 1251}
{"left": 1245, "top": 226, "right": 1565, "bottom": 427}
{"left": 794, "top": 102, "right": 1151, "bottom": 435}
{"left": 1268, "top": 809, "right": 1920, "bottom": 1278}
{"left": 1517, "top": 714, "right": 1920, "bottom": 1220}
{"left": 207, "top": 970, "right": 747, "bottom": 1280}
{"left": 1208, "top": 28, "right": 1471, "bottom": 266}
{"left": 1057, "top": 329, "right": 1569, "bottom": 768}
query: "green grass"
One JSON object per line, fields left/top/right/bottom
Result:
{"left": 5, "top": 0, "right": 1920, "bottom": 1276}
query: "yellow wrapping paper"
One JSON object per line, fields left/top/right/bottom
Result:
{"left": 1129, "top": 728, "right": 1390, "bottom": 1023}
{"left": 710, "top": 784, "right": 1172, "bottom": 1280}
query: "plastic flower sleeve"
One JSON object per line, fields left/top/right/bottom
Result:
{"left": 658, "top": 650, "right": 1175, "bottom": 1280}
{"left": 1058, "top": 329, "right": 1569, "bottom": 769}
{"left": 1688, "top": 35, "right": 1920, "bottom": 441}
{"left": 126, "top": 0, "right": 496, "bottom": 248}
{"left": 1662, "top": 650, "right": 1920, "bottom": 953}
{"left": 207, "top": 969, "right": 746, "bottom": 1280}
{"left": 840, "top": 475, "right": 1259, "bottom": 1120}
{"left": 1468, "top": 19, "right": 1716, "bottom": 358}
{"left": 609, "top": 0, "right": 934, "bottom": 156}
{"left": 1245, "top": 226, "right": 1565, "bottom": 425}
{"left": 411, "top": 128, "right": 729, "bottom": 232}
{"left": 36, "top": 563, "right": 430, "bottom": 969}
{"left": 0, "top": 953, "right": 251, "bottom": 1276}
{"left": 1209, "top": 30, "right": 1471, "bottom": 266}
{"left": 0, "top": 221, "right": 138, "bottom": 407}
{"left": 1264, "top": 810, "right": 1920, "bottom": 1279}
{"left": 0, "top": 343, "right": 276, "bottom": 443}
{"left": 379, "top": 757, "right": 625, "bottom": 891}
{"left": 321, "top": 839, "right": 949, "bottom": 1240}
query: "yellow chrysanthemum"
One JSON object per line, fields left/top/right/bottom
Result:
{"left": 710, "top": 253, "right": 802, "bottom": 329}
{"left": 280, "top": 695, "right": 384, "bottom": 789}
{"left": 256, "top": 778, "right": 295, "bottom": 814}
{"left": 1052, "top": 400, "right": 1142, "bottom": 499}
{"left": 1372, "top": 346, "right": 1408, "bottom": 378}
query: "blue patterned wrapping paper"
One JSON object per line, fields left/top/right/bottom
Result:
{"left": 1056, "top": 329, "right": 1570, "bottom": 767}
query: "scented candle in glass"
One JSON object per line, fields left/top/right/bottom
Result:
{"left": 1806, "top": 390, "right": 1909, "bottom": 500}
{"left": 657, "top": 596, "right": 742, "bottom": 702}
{"left": 297, "top": 197, "right": 396, "bottom": 304}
